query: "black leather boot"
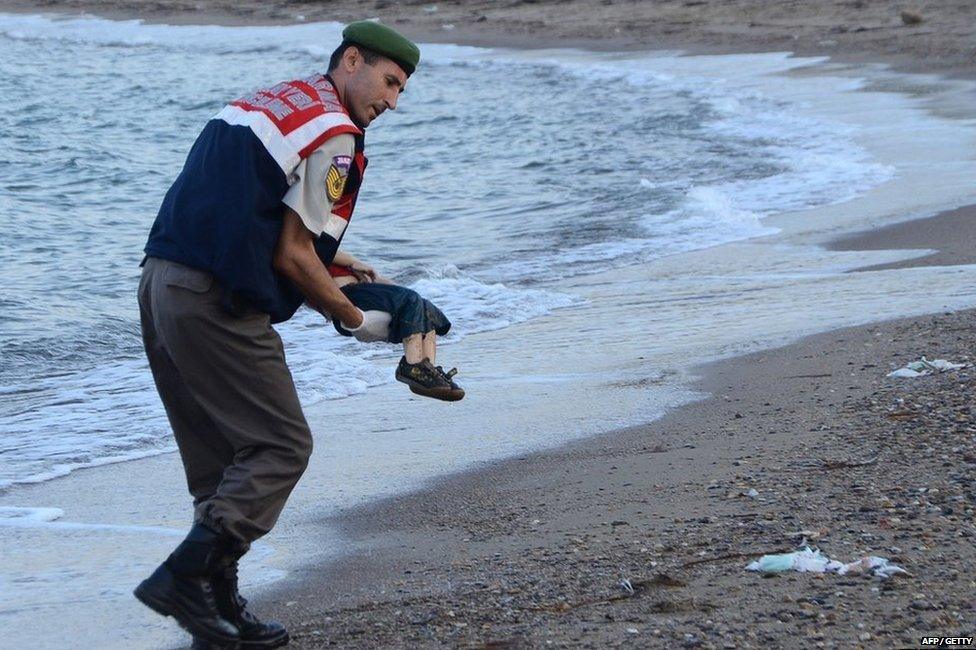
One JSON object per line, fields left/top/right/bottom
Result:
{"left": 134, "top": 523, "right": 240, "bottom": 646}
{"left": 190, "top": 558, "right": 290, "bottom": 649}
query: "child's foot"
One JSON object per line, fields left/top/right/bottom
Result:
{"left": 396, "top": 357, "right": 465, "bottom": 401}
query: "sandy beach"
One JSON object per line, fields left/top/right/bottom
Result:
{"left": 830, "top": 205, "right": 976, "bottom": 272}
{"left": 269, "top": 298, "right": 976, "bottom": 648}
{"left": 1, "top": 1, "right": 975, "bottom": 648}
{"left": 3, "top": 0, "right": 976, "bottom": 78}
{"left": 259, "top": 199, "right": 976, "bottom": 649}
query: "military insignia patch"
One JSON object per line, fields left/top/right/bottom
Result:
{"left": 325, "top": 155, "right": 352, "bottom": 203}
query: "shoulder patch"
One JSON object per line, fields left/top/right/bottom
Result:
{"left": 325, "top": 155, "right": 353, "bottom": 203}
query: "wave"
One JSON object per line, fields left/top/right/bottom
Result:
{"left": 0, "top": 13, "right": 898, "bottom": 493}
{"left": 0, "top": 266, "right": 578, "bottom": 490}
{"left": 0, "top": 13, "right": 491, "bottom": 62}
{"left": 278, "top": 268, "right": 579, "bottom": 405}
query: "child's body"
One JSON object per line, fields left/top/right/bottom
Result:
{"left": 328, "top": 251, "right": 464, "bottom": 401}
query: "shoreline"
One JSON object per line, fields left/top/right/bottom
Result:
{"left": 265, "top": 303, "right": 976, "bottom": 648}
{"left": 1, "top": 0, "right": 974, "bottom": 80}
{"left": 1, "top": 4, "right": 975, "bottom": 648}
{"left": 829, "top": 204, "right": 976, "bottom": 272}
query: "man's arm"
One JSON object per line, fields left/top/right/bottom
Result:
{"left": 273, "top": 208, "right": 363, "bottom": 328}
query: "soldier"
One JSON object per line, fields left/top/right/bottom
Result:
{"left": 134, "top": 22, "right": 420, "bottom": 647}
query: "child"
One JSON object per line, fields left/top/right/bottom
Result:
{"left": 328, "top": 250, "right": 464, "bottom": 401}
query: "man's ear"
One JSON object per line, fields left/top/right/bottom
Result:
{"left": 343, "top": 46, "right": 361, "bottom": 72}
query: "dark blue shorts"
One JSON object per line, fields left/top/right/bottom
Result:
{"left": 333, "top": 282, "right": 451, "bottom": 344}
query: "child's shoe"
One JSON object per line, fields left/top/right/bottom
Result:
{"left": 396, "top": 357, "right": 465, "bottom": 402}
{"left": 436, "top": 365, "right": 463, "bottom": 393}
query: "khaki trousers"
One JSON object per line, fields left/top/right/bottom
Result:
{"left": 138, "top": 257, "right": 312, "bottom": 542}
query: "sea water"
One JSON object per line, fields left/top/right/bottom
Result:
{"left": 3, "top": 13, "right": 976, "bottom": 650}
{"left": 0, "top": 15, "right": 894, "bottom": 489}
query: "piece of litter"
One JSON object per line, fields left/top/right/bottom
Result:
{"left": 787, "top": 528, "right": 827, "bottom": 541}
{"left": 626, "top": 628, "right": 640, "bottom": 634}
{"left": 746, "top": 546, "right": 906, "bottom": 578}
{"left": 744, "top": 488, "right": 759, "bottom": 498}
{"left": 619, "top": 578, "right": 634, "bottom": 595}
{"left": 887, "top": 356, "right": 965, "bottom": 378}
{"left": 837, "top": 556, "right": 908, "bottom": 579}
{"left": 746, "top": 546, "right": 842, "bottom": 573}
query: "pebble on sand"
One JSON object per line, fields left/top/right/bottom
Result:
{"left": 900, "top": 9, "right": 924, "bottom": 25}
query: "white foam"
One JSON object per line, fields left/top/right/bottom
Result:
{"left": 0, "top": 13, "right": 343, "bottom": 51}
{"left": 642, "top": 185, "right": 779, "bottom": 254}
{"left": 424, "top": 46, "right": 895, "bottom": 280}
{"left": 0, "top": 13, "right": 903, "bottom": 495}
{"left": 700, "top": 97, "right": 894, "bottom": 214}
{"left": 0, "top": 506, "right": 64, "bottom": 523}
{"left": 410, "top": 266, "right": 580, "bottom": 333}
{"left": 0, "top": 264, "right": 578, "bottom": 490}
{"left": 3, "top": 15, "right": 976, "bottom": 650}
{"left": 276, "top": 268, "right": 579, "bottom": 405}
{"left": 0, "top": 506, "right": 185, "bottom": 536}
{"left": 0, "top": 13, "right": 489, "bottom": 62}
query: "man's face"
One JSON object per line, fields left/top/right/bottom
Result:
{"left": 341, "top": 47, "right": 408, "bottom": 128}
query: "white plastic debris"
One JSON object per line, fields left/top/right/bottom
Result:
{"left": 887, "top": 356, "right": 965, "bottom": 378}
{"left": 746, "top": 546, "right": 906, "bottom": 578}
{"left": 746, "top": 547, "right": 842, "bottom": 574}
{"left": 837, "top": 556, "right": 908, "bottom": 579}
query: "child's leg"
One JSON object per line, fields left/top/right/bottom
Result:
{"left": 421, "top": 330, "right": 436, "bottom": 364}
{"left": 403, "top": 333, "right": 424, "bottom": 364}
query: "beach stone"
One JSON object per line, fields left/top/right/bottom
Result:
{"left": 900, "top": 9, "right": 924, "bottom": 25}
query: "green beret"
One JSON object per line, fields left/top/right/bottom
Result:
{"left": 343, "top": 21, "right": 420, "bottom": 76}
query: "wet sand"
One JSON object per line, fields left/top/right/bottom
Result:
{"left": 2, "top": 0, "right": 975, "bottom": 78}
{"left": 258, "top": 290, "right": 976, "bottom": 648}
{"left": 1, "top": 1, "right": 974, "bottom": 648}
{"left": 830, "top": 204, "right": 976, "bottom": 272}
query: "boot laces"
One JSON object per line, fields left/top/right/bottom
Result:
{"left": 436, "top": 365, "right": 458, "bottom": 379}
{"left": 224, "top": 564, "right": 259, "bottom": 624}
{"left": 225, "top": 565, "right": 247, "bottom": 610}
{"left": 200, "top": 578, "right": 221, "bottom": 610}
